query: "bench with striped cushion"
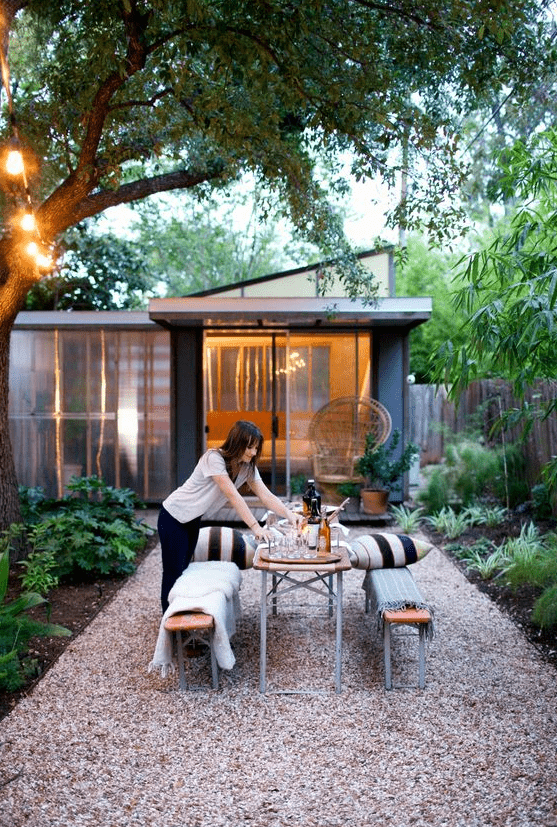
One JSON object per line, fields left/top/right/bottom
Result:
{"left": 193, "top": 526, "right": 256, "bottom": 568}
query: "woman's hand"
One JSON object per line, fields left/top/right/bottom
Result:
{"left": 286, "top": 509, "right": 302, "bottom": 528}
{"left": 252, "top": 524, "right": 273, "bottom": 543}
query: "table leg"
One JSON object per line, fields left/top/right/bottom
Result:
{"left": 260, "top": 570, "right": 267, "bottom": 693}
{"left": 335, "top": 571, "right": 343, "bottom": 693}
{"left": 272, "top": 573, "right": 278, "bottom": 616}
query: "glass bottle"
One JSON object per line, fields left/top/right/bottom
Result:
{"left": 318, "top": 508, "right": 331, "bottom": 555}
{"left": 306, "top": 497, "right": 321, "bottom": 551}
{"left": 303, "top": 479, "right": 321, "bottom": 517}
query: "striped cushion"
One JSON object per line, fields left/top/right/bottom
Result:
{"left": 348, "top": 533, "right": 433, "bottom": 570}
{"left": 193, "top": 527, "right": 256, "bottom": 569}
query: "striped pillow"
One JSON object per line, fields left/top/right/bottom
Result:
{"left": 348, "top": 533, "right": 433, "bottom": 570}
{"left": 193, "top": 527, "right": 256, "bottom": 569}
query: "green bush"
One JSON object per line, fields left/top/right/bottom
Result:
{"left": 531, "top": 483, "right": 553, "bottom": 520}
{"left": 417, "top": 438, "right": 528, "bottom": 512}
{"left": 503, "top": 529, "right": 557, "bottom": 630}
{"left": 0, "top": 549, "right": 70, "bottom": 692}
{"left": 417, "top": 466, "right": 450, "bottom": 512}
{"left": 17, "top": 476, "right": 153, "bottom": 580}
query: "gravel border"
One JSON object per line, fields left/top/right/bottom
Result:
{"left": 1, "top": 520, "right": 556, "bottom": 827}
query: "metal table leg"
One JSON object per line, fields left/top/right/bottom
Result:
{"left": 260, "top": 570, "right": 267, "bottom": 693}
{"left": 335, "top": 571, "right": 343, "bottom": 693}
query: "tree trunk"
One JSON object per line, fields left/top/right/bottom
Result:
{"left": 0, "top": 241, "right": 40, "bottom": 549}
{"left": 0, "top": 315, "right": 22, "bottom": 536}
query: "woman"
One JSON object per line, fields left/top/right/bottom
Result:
{"left": 158, "top": 420, "right": 299, "bottom": 612}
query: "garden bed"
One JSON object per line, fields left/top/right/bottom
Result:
{"left": 422, "top": 512, "right": 557, "bottom": 671}
{"left": 0, "top": 531, "right": 158, "bottom": 722}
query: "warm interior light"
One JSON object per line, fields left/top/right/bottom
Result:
{"left": 26, "top": 240, "right": 38, "bottom": 257}
{"left": 20, "top": 211, "right": 36, "bottom": 231}
{"left": 6, "top": 149, "right": 24, "bottom": 176}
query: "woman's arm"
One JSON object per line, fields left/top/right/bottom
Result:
{"left": 248, "top": 478, "right": 301, "bottom": 527}
{"left": 211, "top": 474, "right": 272, "bottom": 541}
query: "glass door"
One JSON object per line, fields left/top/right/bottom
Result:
{"left": 204, "top": 330, "right": 370, "bottom": 496}
{"left": 204, "top": 332, "right": 287, "bottom": 491}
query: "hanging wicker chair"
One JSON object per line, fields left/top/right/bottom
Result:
{"left": 308, "top": 396, "right": 392, "bottom": 485}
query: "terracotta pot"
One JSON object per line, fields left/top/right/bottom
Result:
{"left": 361, "top": 488, "right": 390, "bottom": 515}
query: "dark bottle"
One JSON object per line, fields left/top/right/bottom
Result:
{"left": 303, "top": 479, "right": 321, "bottom": 517}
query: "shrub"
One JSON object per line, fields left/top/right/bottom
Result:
{"left": 417, "top": 437, "right": 528, "bottom": 512}
{"left": 461, "top": 504, "right": 508, "bottom": 528}
{"left": 0, "top": 549, "right": 70, "bottom": 692}
{"left": 503, "top": 528, "right": 557, "bottom": 630}
{"left": 17, "top": 476, "right": 153, "bottom": 580}
{"left": 417, "top": 466, "right": 450, "bottom": 512}
{"left": 389, "top": 504, "right": 424, "bottom": 533}
{"left": 425, "top": 506, "right": 470, "bottom": 539}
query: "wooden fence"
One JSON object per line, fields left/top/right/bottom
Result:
{"left": 409, "top": 380, "right": 557, "bottom": 486}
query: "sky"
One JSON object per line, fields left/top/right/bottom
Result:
{"left": 101, "top": 167, "right": 399, "bottom": 275}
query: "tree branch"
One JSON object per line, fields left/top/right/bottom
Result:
{"left": 40, "top": 165, "right": 228, "bottom": 233}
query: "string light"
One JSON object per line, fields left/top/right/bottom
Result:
{"left": 5, "top": 148, "right": 24, "bottom": 176}
{"left": 0, "top": 32, "right": 54, "bottom": 274}
{"left": 19, "top": 210, "right": 36, "bottom": 232}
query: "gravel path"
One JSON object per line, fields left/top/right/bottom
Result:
{"left": 1, "top": 520, "right": 556, "bottom": 827}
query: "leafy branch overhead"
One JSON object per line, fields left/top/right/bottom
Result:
{"left": 436, "top": 129, "right": 557, "bottom": 404}
{"left": 2, "top": 0, "right": 553, "bottom": 298}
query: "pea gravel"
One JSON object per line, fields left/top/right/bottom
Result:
{"left": 1, "top": 515, "right": 556, "bottom": 827}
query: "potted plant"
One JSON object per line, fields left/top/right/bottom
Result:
{"left": 356, "top": 429, "right": 419, "bottom": 515}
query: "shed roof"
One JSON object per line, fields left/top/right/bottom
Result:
{"left": 148, "top": 296, "right": 431, "bottom": 330}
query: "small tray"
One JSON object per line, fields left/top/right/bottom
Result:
{"left": 259, "top": 550, "right": 342, "bottom": 565}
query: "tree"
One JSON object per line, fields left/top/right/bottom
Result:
{"left": 396, "top": 236, "right": 466, "bottom": 382}
{"left": 436, "top": 128, "right": 557, "bottom": 401}
{"left": 25, "top": 221, "right": 155, "bottom": 309}
{"left": 0, "top": 0, "right": 553, "bottom": 529}
{"left": 132, "top": 194, "right": 317, "bottom": 296}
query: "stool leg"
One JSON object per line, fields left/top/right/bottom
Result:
{"left": 363, "top": 572, "right": 371, "bottom": 614}
{"left": 418, "top": 624, "right": 426, "bottom": 690}
{"left": 176, "top": 630, "right": 188, "bottom": 691}
{"left": 210, "top": 632, "right": 219, "bottom": 690}
{"left": 383, "top": 620, "right": 392, "bottom": 690}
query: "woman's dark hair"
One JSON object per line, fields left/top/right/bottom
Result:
{"left": 218, "top": 420, "right": 264, "bottom": 479}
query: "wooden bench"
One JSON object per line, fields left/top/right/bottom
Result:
{"left": 365, "top": 568, "right": 434, "bottom": 690}
{"left": 164, "top": 612, "right": 219, "bottom": 691}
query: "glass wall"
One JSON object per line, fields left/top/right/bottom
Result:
{"left": 9, "top": 327, "right": 171, "bottom": 501}
{"left": 204, "top": 330, "right": 371, "bottom": 493}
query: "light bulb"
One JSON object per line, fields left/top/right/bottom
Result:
{"left": 26, "top": 241, "right": 38, "bottom": 257}
{"left": 36, "top": 252, "right": 53, "bottom": 270}
{"left": 6, "top": 149, "right": 24, "bottom": 176}
{"left": 20, "top": 211, "right": 36, "bottom": 232}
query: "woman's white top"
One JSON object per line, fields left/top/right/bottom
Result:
{"left": 162, "top": 449, "right": 261, "bottom": 523}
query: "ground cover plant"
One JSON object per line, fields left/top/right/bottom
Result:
{"left": 0, "top": 477, "right": 155, "bottom": 715}
{"left": 422, "top": 504, "right": 557, "bottom": 667}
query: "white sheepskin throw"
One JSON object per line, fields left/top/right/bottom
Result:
{"left": 148, "top": 561, "right": 242, "bottom": 675}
